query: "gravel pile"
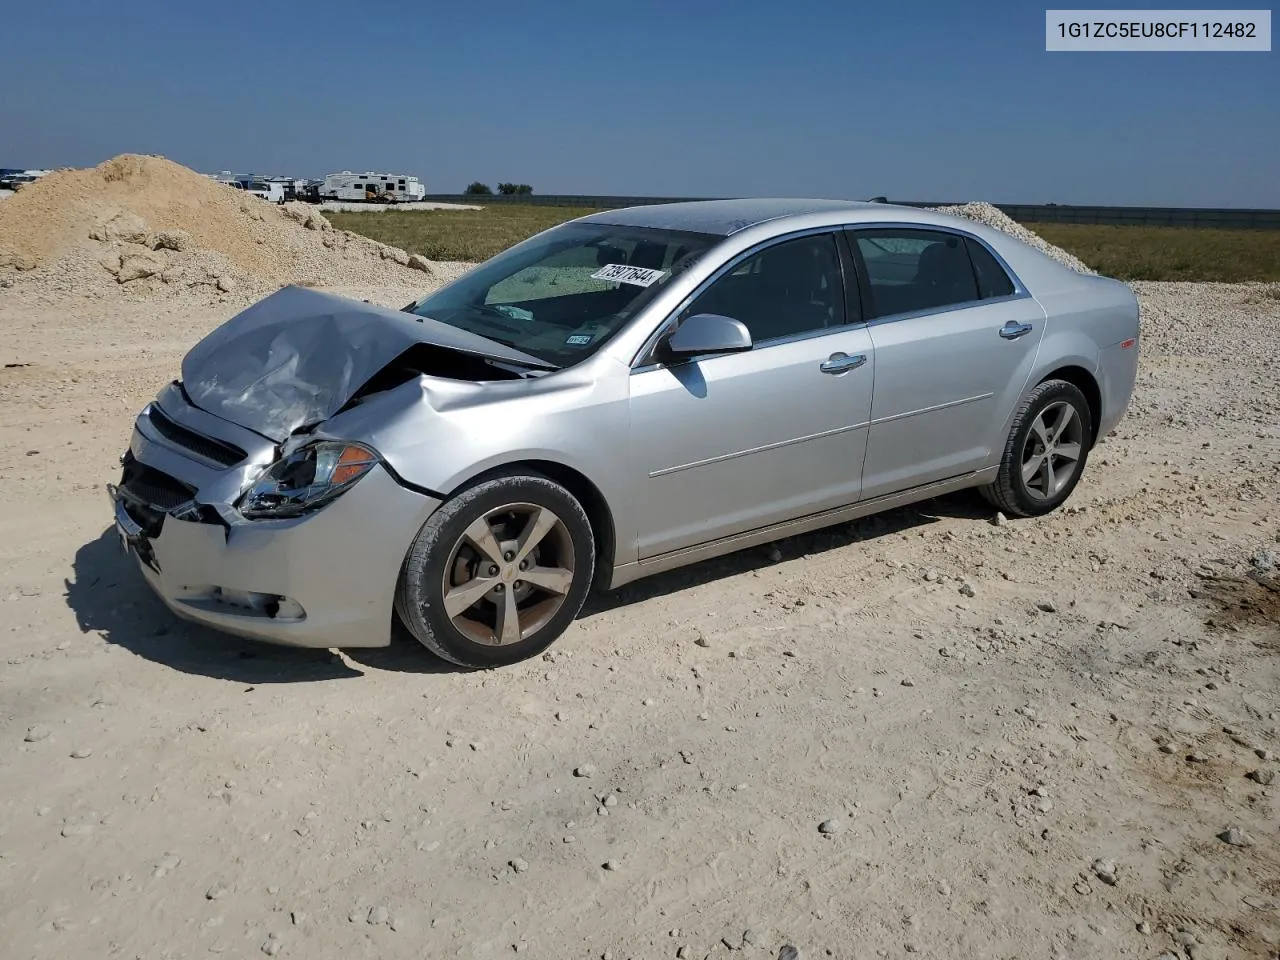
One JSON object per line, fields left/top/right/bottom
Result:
{"left": 0, "top": 154, "right": 445, "bottom": 305}
{"left": 927, "top": 201, "right": 1095, "bottom": 275}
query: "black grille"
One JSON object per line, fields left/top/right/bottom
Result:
{"left": 119, "top": 452, "right": 195, "bottom": 511}
{"left": 148, "top": 405, "right": 245, "bottom": 467}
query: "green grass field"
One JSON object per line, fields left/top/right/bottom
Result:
{"left": 328, "top": 205, "right": 1280, "bottom": 283}
{"left": 326, "top": 205, "right": 598, "bottom": 263}
{"left": 1027, "top": 223, "right": 1280, "bottom": 283}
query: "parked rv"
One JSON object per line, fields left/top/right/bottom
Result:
{"left": 321, "top": 171, "right": 426, "bottom": 203}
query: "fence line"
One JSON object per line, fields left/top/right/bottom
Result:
{"left": 418, "top": 194, "right": 1280, "bottom": 230}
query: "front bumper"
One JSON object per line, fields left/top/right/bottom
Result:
{"left": 111, "top": 464, "right": 439, "bottom": 648}
{"left": 110, "top": 385, "right": 440, "bottom": 648}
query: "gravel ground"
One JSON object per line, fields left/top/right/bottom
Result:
{"left": 0, "top": 279, "right": 1277, "bottom": 960}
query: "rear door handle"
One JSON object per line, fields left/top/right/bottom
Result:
{"left": 999, "top": 321, "right": 1034, "bottom": 340}
{"left": 820, "top": 353, "right": 867, "bottom": 375}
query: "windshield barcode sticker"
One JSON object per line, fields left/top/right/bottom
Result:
{"left": 591, "top": 263, "right": 668, "bottom": 287}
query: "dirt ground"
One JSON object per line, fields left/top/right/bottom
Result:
{"left": 0, "top": 280, "right": 1277, "bottom": 960}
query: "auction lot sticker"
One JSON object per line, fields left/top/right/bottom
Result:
{"left": 1046, "top": 9, "right": 1271, "bottom": 50}
{"left": 591, "top": 264, "right": 668, "bottom": 287}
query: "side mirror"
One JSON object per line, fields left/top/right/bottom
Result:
{"left": 661, "top": 313, "right": 753, "bottom": 360}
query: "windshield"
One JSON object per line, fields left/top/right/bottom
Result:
{"left": 406, "top": 222, "right": 719, "bottom": 366}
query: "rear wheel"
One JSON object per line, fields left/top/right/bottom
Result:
{"left": 395, "top": 473, "right": 595, "bottom": 668}
{"left": 981, "top": 379, "right": 1093, "bottom": 517}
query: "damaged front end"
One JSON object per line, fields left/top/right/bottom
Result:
{"left": 104, "top": 286, "right": 520, "bottom": 646}
{"left": 110, "top": 382, "right": 273, "bottom": 540}
{"left": 107, "top": 381, "right": 441, "bottom": 647}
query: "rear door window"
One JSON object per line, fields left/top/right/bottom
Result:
{"left": 851, "top": 229, "right": 980, "bottom": 318}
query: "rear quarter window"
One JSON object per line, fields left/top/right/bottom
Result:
{"left": 966, "top": 238, "right": 1016, "bottom": 299}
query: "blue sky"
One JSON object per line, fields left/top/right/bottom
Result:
{"left": 2, "top": 0, "right": 1275, "bottom": 205}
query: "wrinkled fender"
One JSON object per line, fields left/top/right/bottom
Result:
{"left": 314, "top": 362, "right": 638, "bottom": 562}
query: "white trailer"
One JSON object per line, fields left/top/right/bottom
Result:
{"left": 321, "top": 171, "right": 426, "bottom": 203}
{"left": 244, "top": 178, "right": 287, "bottom": 203}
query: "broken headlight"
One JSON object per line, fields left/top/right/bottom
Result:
{"left": 239, "top": 441, "right": 378, "bottom": 519}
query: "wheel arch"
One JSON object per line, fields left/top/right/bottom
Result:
{"left": 1038, "top": 365, "right": 1102, "bottom": 447}
{"left": 447, "top": 459, "right": 617, "bottom": 590}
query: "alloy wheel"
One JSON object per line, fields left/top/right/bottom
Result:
{"left": 441, "top": 503, "right": 576, "bottom": 646}
{"left": 1020, "top": 400, "right": 1084, "bottom": 500}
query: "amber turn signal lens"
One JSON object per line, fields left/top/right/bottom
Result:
{"left": 332, "top": 445, "right": 377, "bottom": 485}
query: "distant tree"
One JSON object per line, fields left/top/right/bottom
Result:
{"left": 464, "top": 181, "right": 493, "bottom": 195}
{"left": 497, "top": 182, "right": 518, "bottom": 195}
{"left": 515, "top": 184, "right": 533, "bottom": 195}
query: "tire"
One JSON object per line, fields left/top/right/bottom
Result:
{"left": 980, "top": 379, "right": 1093, "bottom": 518}
{"left": 395, "top": 473, "right": 595, "bottom": 668}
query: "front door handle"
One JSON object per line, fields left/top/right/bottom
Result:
{"left": 999, "top": 321, "right": 1034, "bottom": 340}
{"left": 820, "top": 352, "right": 867, "bottom": 374}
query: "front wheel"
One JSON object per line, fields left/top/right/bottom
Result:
{"left": 981, "top": 379, "right": 1093, "bottom": 517}
{"left": 395, "top": 473, "right": 595, "bottom": 668}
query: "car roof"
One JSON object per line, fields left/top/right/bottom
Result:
{"left": 579, "top": 197, "right": 1093, "bottom": 297}
{"left": 580, "top": 198, "right": 934, "bottom": 237}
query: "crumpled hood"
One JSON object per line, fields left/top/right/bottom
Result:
{"left": 180, "top": 285, "right": 546, "bottom": 442}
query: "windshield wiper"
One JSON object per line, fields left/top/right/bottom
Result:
{"left": 468, "top": 303, "right": 525, "bottom": 329}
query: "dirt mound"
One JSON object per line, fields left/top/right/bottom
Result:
{"left": 927, "top": 201, "right": 1095, "bottom": 275}
{"left": 0, "top": 154, "right": 439, "bottom": 304}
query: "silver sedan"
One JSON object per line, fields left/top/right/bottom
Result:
{"left": 109, "top": 199, "right": 1139, "bottom": 666}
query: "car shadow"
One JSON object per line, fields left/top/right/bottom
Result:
{"left": 583, "top": 489, "right": 994, "bottom": 615}
{"left": 66, "top": 528, "right": 462, "bottom": 682}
